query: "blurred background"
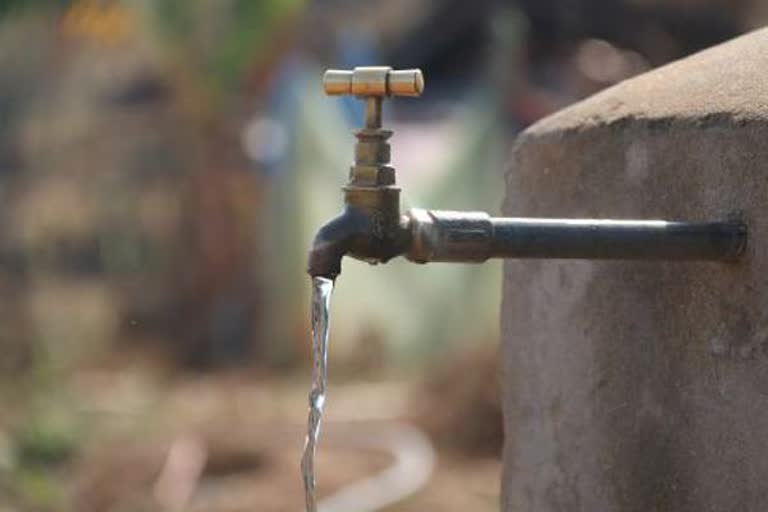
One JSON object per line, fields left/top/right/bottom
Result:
{"left": 0, "top": 0, "right": 764, "bottom": 510}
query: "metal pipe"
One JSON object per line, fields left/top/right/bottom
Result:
{"left": 365, "top": 97, "right": 383, "bottom": 129}
{"left": 490, "top": 217, "right": 746, "bottom": 261}
{"left": 405, "top": 209, "right": 747, "bottom": 264}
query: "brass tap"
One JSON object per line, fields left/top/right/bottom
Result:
{"left": 307, "top": 67, "right": 424, "bottom": 278}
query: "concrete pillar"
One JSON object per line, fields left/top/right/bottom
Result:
{"left": 501, "top": 28, "right": 768, "bottom": 511}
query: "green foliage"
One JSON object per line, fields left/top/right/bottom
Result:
{"left": 3, "top": 400, "right": 80, "bottom": 508}
{"left": 152, "top": 0, "right": 189, "bottom": 40}
{"left": 0, "top": 0, "right": 69, "bottom": 18}
{"left": 151, "top": 0, "right": 305, "bottom": 97}
{"left": 14, "top": 409, "right": 79, "bottom": 468}
{"left": 12, "top": 387, "right": 80, "bottom": 469}
{"left": 14, "top": 468, "right": 64, "bottom": 508}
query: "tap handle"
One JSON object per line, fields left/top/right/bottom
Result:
{"left": 323, "top": 66, "right": 424, "bottom": 97}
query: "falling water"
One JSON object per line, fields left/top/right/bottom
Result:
{"left": 301, "top": 276, "right": 334, "bottom": 512}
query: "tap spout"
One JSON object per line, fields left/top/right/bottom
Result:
{"left": 307, "top": 209, "right": 362, "bottom": 280}
{"left": 307, "top": 205, "right": 411, "bottom": 279}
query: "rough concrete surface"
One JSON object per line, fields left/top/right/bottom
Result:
{"left": 501, "top": 28, "right": 768, "bottom": 512}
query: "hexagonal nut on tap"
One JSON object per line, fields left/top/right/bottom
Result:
{"left": 323, "top": 67, "right": 425, "bottom": 97}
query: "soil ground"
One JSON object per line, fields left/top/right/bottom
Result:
{"left": 4, "top": 367, "right": 500, "bottom": 511}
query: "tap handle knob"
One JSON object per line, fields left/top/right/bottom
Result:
{"left": 323, "top": 66, "right": 424, "bottom": 97}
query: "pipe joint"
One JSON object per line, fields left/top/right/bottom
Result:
{"left": 406, "top": 209, "right": 493, "bottom": 263}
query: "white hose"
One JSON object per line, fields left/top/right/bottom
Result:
{"left": 316, "top": 421, "right": 435, "bottom": 512}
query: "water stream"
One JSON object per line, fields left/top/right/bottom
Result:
{"left": 301, "top": 276, "right": 334, "bottom": 512}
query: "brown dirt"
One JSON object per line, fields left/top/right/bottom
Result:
{"left": 47, "top": 370, "right": 501, "bottom": 512}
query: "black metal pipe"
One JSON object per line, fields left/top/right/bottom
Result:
{"left": 405, "top": 209, "right": 747, "bottom": 263}
{"left": 490, "top": 218, "right": 747, "bottom": 261}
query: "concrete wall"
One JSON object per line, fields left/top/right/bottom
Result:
{"left": 501, "top": 28, "right": 768, "bottom": 512}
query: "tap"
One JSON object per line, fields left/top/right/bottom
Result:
{"left": 308, "top": 67, "right": 747, "bottom": 279}
{"left": 307, "top": 67, "right": 417, "bottom": 279}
